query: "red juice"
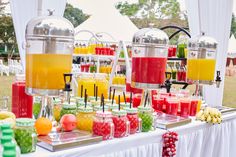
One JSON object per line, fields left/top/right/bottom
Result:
{"left": 112, "top": 115, "right": 129, "bottom": 138}
{"left": 190, "top": 100, "right": 198, "bottom": 116}
{"left": 132, "top": 57, "right": 167, "bottom": 84}
{"left": 12, "top": 81, "right": 33, "bottom": 118}
{"left": 152, "top": 97, "right": 164, "bottom": 112}
{"left": 133, "top": 94, "right": 142, "bottom": 108}
{"left": 166, "top": 99, "right": 179, "bottom": 115}
{"left": 93, "top": 121, "right": 112, "bottom": 140}
{"left": 127, "top": 113, "right": 139, "bottom": 134}
{"left": 180, "top": 100, "right": 190, "bottom": 117}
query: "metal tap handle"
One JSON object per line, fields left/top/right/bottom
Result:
{"left": 63, "top": 73, "right": 73, "bottom": 92}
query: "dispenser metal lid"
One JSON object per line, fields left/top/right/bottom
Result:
{"left": 132, "top": 24, "right": 169, "bottom": 46}
{"left": 25, "top": 9, "right": 74, "bottom": 40}
{"left": 188, "top": 33, "right": 217, "bottom": 49}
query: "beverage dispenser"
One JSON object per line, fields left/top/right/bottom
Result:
{"left": 187, "top": 33, "right": 221, "bottom": 95}
{"left": 25, "top": 10, "right": 74, "bottom": 119}
{"left": 131, "top": 25, "right": 169, "bottom": 106}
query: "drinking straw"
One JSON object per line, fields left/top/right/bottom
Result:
{"left": 85, "top": 94, "right": 87, "bottom": 108}
{"left": 96, "top": 86, "right": 98, "bottom": 101}
{"left": 100, "top": 94, "right": 103, "bottom": 107}
{"left": 102, "top": 95, "right": 105, "bottom": 113}
{"left": 112, "top": 89, "right": 116, "bottom": 105}
{"left": 84, "top": 89, "right": 87, "bottom": 107}
{"left": 123, "top": 92, "right": 126, "bottom": 104}
{"left": 109, "top": 87, "right": 112, "bottom": 100}
{"left": 144, "top": 92, "right": 148, "bottom": 107}
{"left": 94, "top": 84, "right": 96, "bottom": 97}
{"left": 118, "top": 95, "right": 120, "bottom": 111}
{"left": 130, "top": 92, "right": 132, "bottom": 108}
{"left": 81, "top": 85, "right": 83, "bottom": 98}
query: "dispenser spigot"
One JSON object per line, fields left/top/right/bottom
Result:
{"left": 63, "top": 73, "right": 73, "bottom": 103}
{"left": 165, "top": 72, "right": 172, "bottom": 93}
{"left": 215, "top": 71, "right": 221, "bottom": 88}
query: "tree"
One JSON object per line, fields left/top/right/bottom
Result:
{"left": 0, "top": 14, "right": 17, "bottom": 58}
{"left": 231, "top": 14, "right": 236, "bottom": 37}
{"left": 64, "top": 3, "right": 89, "bottom": 27}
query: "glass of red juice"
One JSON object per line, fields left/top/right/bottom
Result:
{"left": 133, "top": 94, "right": 142, "bottom": 108}
{"left": 12, "top": 74, "right": 33, "bottom": 118}
{"left": 152, "top": 96, "right": 164, "bottom": 112}
{"left": 190, "top": 97, "right": 198, "bottom": 116}
{"left": 166, "top": 98, "right": 179, "bottom": 115}
{"left": 180, "top": 99, "right": 190, "bottom": 117}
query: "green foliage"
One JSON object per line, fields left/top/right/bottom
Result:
{"left": 231, "top": 14, "right": 236, "bottom": 37}
{"left": 64, "top": 3, "right": 89, "bottom": 27}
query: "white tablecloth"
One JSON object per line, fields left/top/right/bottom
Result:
{"left": 22, "top": 112, "right": 236, "bottom": 157}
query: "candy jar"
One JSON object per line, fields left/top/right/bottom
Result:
{"left": 76, "top": 106, "right": 94, "bottom": 132}
{"left": 14, "top": 118, "right": 37, "bottom": 154}
{"left": 60, "top": 102, "right": 77, "bottom": 119}
{"left": 92, "top": 111, "right": 114, "bottom": 140}
{"left": 138, "top": 106, "right": 153, "bottom": 132}
{"left": 112, "top": 110, "right": 130, "bottom": 138}
{"left": 124, "top": 107, "right": 141, "bottom": 134}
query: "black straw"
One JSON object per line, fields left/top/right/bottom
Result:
{"left": 102, "top": 95, "right": 105, "bottom": 112}
{"left": 109, "top": 87, "right": 112, "bottom": 100}
{"left": 94, "top": 84, "right": 96, "bottom": 97}
{"left": 112, "top": 89, "right": 116, "bottom": 105}
{"left": 144, "top": 92, "right": 148, "bottom": 107}
{"left": 96, "top": 86, "right": 98, "bottom": 101}
{"left": 123, "top": 92, "right": 126, "bottom": 104}
{"left": 118, "top": 95, "right": 120, "bottom": 111}
{"left": 100, "top": 94, "right": 103, "bottom": 107}
{"left": 130, "top": 92, "right": 132, "bottom": 108}
{"left": 85, "top": 94, "right": 87, "bottom": 108}
{"left": 84, "top": 89, "right": 87, "bottom": 107}
{"left": 81, "top": 85, "right": 83, "bottom": 98}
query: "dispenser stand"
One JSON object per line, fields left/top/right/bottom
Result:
{"left": 38, "top": 96, "right": 54, "bottom": 121}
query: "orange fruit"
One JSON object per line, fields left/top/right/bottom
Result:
{"left": 35, "top": 117, "right": 52, "bottom": 136}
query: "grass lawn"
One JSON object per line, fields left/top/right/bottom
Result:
{"left": 0, "top": 75, "right": 236, "bottom": 108}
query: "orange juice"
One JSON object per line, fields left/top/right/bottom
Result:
{"left": 95, "top": 78, "right": 108, "bottom": 99}
{"left": 78, "top": 77, "right": 95, "bottom": 97}
{"left": 26, "top": 54, "right": 72, "bottom": 89}
{"left": 187, "top": 59, "right": 216, "bottom": 81}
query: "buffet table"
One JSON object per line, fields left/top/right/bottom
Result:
{"left": 22, "top": 112, "right": 236, "bottom": 157}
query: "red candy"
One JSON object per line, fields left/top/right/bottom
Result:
{"left": 162, "top": 131, "right": 178, "bottom": 157}
{"left": 127, "top": 113, "right": 139, "bottom": 134}
{"left": 93, "top": 121, "right": 112, "bottom": 140}
{"left": 112, "top": 116, "right": 128, "bottom": 138}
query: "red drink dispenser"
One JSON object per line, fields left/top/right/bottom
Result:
{"left": 131, "top": 25, "right": 169, "bottom": 106}
{"left": 12, "top": 74, "right": 33, "bottom": 118}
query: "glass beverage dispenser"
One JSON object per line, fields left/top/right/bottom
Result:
{"left": 25, "top": 10, "right": 74, "bottom": 119}
{"left": 131, "top": 25, "right": 169, "bottom": 106}
{"left": 187, "top": 34, "right": 217, "bottom": 85}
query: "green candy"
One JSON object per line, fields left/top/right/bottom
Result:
{"left": 33, "top": 102, "right": 41, "bottom": 118}
{"left": 138, "top": 112, "right": 153, "bottom": 132}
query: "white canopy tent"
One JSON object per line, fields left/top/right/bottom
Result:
{"left": 228, "top": 35, "right": 236, "bottom": 58}
{"left": 186, "top": 0, "right": 234, "bottom": 107}
{"left": 10, "top": 0, "right": 66, "bottom": 70}
{"left": 74, "top": 1, "right": 138, "bottom": 43}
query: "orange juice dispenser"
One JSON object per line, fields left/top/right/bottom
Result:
{"left": 25, "top": 10, "right": 74, "bottom": 119}
{"left": 131, "top": 25, "right": 169, "bottom": 106}
{"left": 187, "top": 33, "right": 221, "bottom": 95}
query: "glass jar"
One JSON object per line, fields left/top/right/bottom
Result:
{"left": 33, "top": 97, "right": 41, "bottom": 119}
{"left": 93, "top": 105, "right": 109, "bottom": 112}
{"left": 138, "top": 106, "right": 153, "bottom": 132}
{"left": 120, "top": 102, "right": 130, "bottom": 109}
{"left": 60, "top": 102, "right": 77, "bottom": 119}
{"left": 92, "top": 111, "right": 114, "bottom": 140}
{"left": 124, "top": 107, "right": 141, "bottom": 134}
{"left": 95, "top": 74, "right": 108, "bottom": 98}
{"left": 14, "top": 118, "right": 37, "bottom": 154}
{"left": 112, "top": 110, "right": 130, "bottom": 138}
{"left": 76, "top": 106, "right": 94, "bottom": 132}
{"left": 53, "top": 99, "right": 62, "bottom": 122}
{"left": 77, "top": 74, "right": 96, "bottom": 97}
{"left": 12, "top": 74, "right": 33, "bottom": 118}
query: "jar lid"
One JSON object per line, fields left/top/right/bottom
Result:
{"left": 16, "top": 118, "right": 35, "bottom": 127}
{"left": 96, "top": 111, "right": 112, "bottom": 118}
{"left": 70, "top": 98, "right": 76, "bottom": 103}
{"left": 104, "top": 99, "right": 112, "bottom": 104}
{"left": 2, "top": 129, "right": 14, "bottom": 137}
{"left": 94, "top": 105, "right": 109, "bottom": 111}
{"left": 90, "top": 100, "right": 100, "bottom": 106}
{"left": 75, "top": 97, "right": 84, "bottom": 102}
{"left": 53, "top": 98, "right": 61, "bottom": 104}
{"left": 124, "top": 107, "right": 137, "bottom": 114}
{"left": 26, "top": 10, "right": 74, "bottom": 40}
{"left": 1, "top": 136, "right": 12, "bottom": 145}
{"left": 138, "top": 106, "right": 152, "bottom": 112}
{"left": 77, "top": 101, "right": 92, "bottom": 107}
{"left": 106, "top": 103, "right": 119, "bottom": 110}
{"left": 77, "top": 106, "right": 93, "bottom": 113}
{"left": 3, "top": 150, "right": 16, "bottom": 157}
{"left": 1, "top": 123, "right": 11, "bottom": 130}
{"left": 62, "top": 102, "right": 77, "bottom": 109}
{"left": 132, "top": 25, "right": 169, "bottom": 46}
{"left": 88, "top": 96, "right": 100, "bottom": 101}
{"left": 120, "top": 102, "right": 130, "bottom": 108}
{"left": 188, "top": 33, "right": 217, "bottom": 49}
{"left": 112, "top": 110, "right": 127, "bottom": 116}
{"left": 3, "top": 142, "right": 16, "bottom": 151}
